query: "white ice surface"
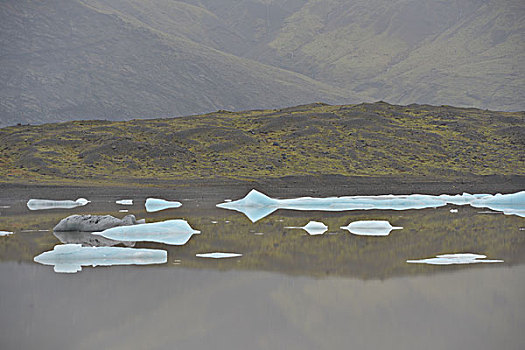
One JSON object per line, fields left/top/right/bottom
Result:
{"left": 340, "top": 220, "right": 402, "bottom": 236}
{"left": 33, "top": 244, "right": 167, "bottom": 273}
{"left": 0, "top": 231, "right": 14, "bottom": 236}
{"left": 27, "top": 198, "right": 90, "bottom": 211}
{"left": 116, "top": 199, "right": 133, "bottom": 205}
{"left": 407, "top": 253, "right": 503, "bottom": 265}
{"left": 145, "top": 198, "right": 182, "bottom": 212}
{"left": 196, "top": 252, "right": 243, "bottom": 259}
{"left": 93, "top": 219, "right": 200, "bottom": 245}
{"left": 286, "top": 221, "right": 328, "bottom": 235}
{"left": 217, "top": 190, "right": 525, "bottom": 222}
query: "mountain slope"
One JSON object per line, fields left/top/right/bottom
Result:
{"left": 0, "top": 0, "right": 348, "bottom": 127}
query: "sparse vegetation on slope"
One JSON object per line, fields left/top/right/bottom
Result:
{"left": 0, "top": 102, "right": 523, "bottom": 185}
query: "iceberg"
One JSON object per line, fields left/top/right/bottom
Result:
{"left": 27, "top": 198, "right": 90, "bottom": 211}
{"left": 217, "top": 190, "right": 525, "bottom": 222}
{"left": 0, "top": 231, "right": 13, "bottom": 236}
{"left": 93, "top": 219, "right": 200, "bottom": 245}
{"left": 53, "top": 231, "right": 135, "bottom": 247}
{"left": 145, "top": 198, "right": 182, "bottom": 212}
{"left": 54, "top": 214, "right": 144, "bottom": 232}
{"left": 116, "top": 199, "right": 133, "bottom": 205}
{"left": 407, "top": 253, "right": 503, "bottom": 265}
{"left": 34, "top": 244, "right": 167, "bottom": 273}
{"left": 286, "top": 221, "right": 328, "bottom": 235}
{"left": 340, "top": 220, "right": 402, "bottom": 236}
{"left": 196, "top": 252, "right": 243, "bottom": 259}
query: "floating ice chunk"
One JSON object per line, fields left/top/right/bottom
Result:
{"left": 116, "top": 199, "right": 133, "bottom": 205}
{"left": 145, "top": 198, "right": 182, "bottom": 212}
{"left": 27, "top": 198, "right": 90, "bottom": 211}
{"left": 407, "top": 253, "right": 503, "bottom": 265}
{"left": 0, "top": 205, "right": 10, "bottom": 209}
{"left": 53, "top": 231, "right": 135, "bottom": 247}
{"left": 217, "top": 190, "right": 525, "bottom": 222}
{"left": 93, "top": 219, "right": 200, "bottom": 245}
{"left": 286, "top": 221, "right": 328, "bottom": 235}
{"left": 449, "top": 209, "right": 458, "bottom": 213}
{"left": 34, "top": 244, "right": 167, "bottom": 273}
{"left": 196, "top": 252, "right": 243, "bottom": 259}
{"left": 340, "top": 220, "right": 402, "bottom": 236}
{"left": 54, "top": 214, "right": 143, "bottom": 232}
{"left": 0, "top": 231, "right": 13, "bottom": 236}
{"left": 119, "top": 210, "right": 129, "bottom": 213}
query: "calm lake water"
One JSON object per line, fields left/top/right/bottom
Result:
{"left": 0, "top": 187, "right": 524, "bottom": 349}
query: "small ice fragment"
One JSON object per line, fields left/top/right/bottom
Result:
{"left": 254, "top": 232, "right": 264, "bottom": 235}
{"left": 407, "top": 253, "right": 503, "bottom": 265}
{"left": 224, "top": 199, "right": 232, "bottom": 202}
{"left": 38, "top": 229, "right": 50, "bottom": 232}
{"left": 93, "top": 219, "right": 200, "bottom": 245}
{"left": 286, "top": 221, "right": 328, "bottom": 235}
{"left": 340, "top": 220, "right": 402, "bottom": 236}
{"left": 211, "top": 221, "right": 218, "bottom": 224}
{"left": 225, "top": 220, "right": 230, "bottom": 223}
{"left": 27, "top": 198, "right": 90, "bottom": 211}
{"left": 196, "top": 252, "right": 243, "bottom": 259}
{"left": 34, "top": 244, "right": 167, "bottom": 273}
{"left": 116, "top": 199, "right": 133, "bottom": 205}
{"left": 173, "top": 259, "right": 182, "bottom": 263}
{"left": 119, "top": 209, "right": 129, "bottom": 213}
{"left": 0, "top": 231, "right": 14, "bottom": 236}
{"left": 145, "top": 198, "right": 182, "bottom": 212}
{"left": 0, "top": 205, "right": 10, "bottom": 209}
{"left": 450, "top": 209, "right": 458, "bottom": 213}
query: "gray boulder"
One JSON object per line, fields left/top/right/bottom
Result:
{"left": 54, "top": 214, "right": 145, "bottom": 232}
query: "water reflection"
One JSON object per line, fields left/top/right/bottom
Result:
{"left": 0, "top": 231, "right": 13, "bottom": 236}
{"left": 286, "top": 221, "right": 328, "bottom": 235}
{"left": 93, "top": 219, "right": 200, "bottom": 245}
{"left": 217, "top": 189, "right": 525, "bottom": 222}
{"left": 407, "top": 253, "right": 503, "bottom": 265}
{"left": 116, "top": 199, "right": 133, "bottom": 205}
{"left": 27, "top": 198, "right": 90, "bottom": 210}
{"left": 145, "top": 198, "right": 182, "bottom": 212}
{"left": 53, "top": 230, "right": 135, "bottom": 247}
{"left": 340, "top": 220, "right": 402, "bottom": 236}
{"left": 54, "top": 214, "right": 144, "bottom": 232}
{"left": 33, "top": 244, "right": 167, "bottom": 273}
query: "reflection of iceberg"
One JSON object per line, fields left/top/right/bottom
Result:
{"left": 34, "top": 244, "right": 167, "bottom": 273}
{"left": 145, "top": 198, "right": 182, "bottom": 212}
{"left": 116, "top": 199, "right": 133, "bottom": 205}
{"left": 27, "top": 198, "right": 90, "bottom": 211}
{"left": 93, "top": 219, "right": 200, "bottom": 245}
{"left": 340, "top": 220, "right": 402, "bottom": 236}
{"left": 196, "top": 252, "right": 243, "bottom": 259}
{"left": 407, "top": 253, "right": 503, "bottom": 265}
{"left": 53, "top": 231, "right": 135, "bottom": 247}
{"left": 0, "top": 231, "right": 13, "bottom": 236}
{"left": 286, "top": 221, "right": 328, "bottom": 235}
{"left": 217, "top": 190, "right": 525, "bottom": 222}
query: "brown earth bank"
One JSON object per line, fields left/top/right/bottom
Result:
{"left": 1, "top": 175, "right": 523, "bottom": 203}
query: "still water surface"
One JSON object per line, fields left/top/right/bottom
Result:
{"left": 0, "top": 187, "right": 523, "bottom": 349}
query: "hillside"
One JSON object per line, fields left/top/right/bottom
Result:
{"left": 0, "top": 102, "right": 523, "bottom": 185}
{"left": 1, "top": 0, "right": 523, "bottom": 127}
{"left": 0, "top": 0, "right": 347, "bottom": 127}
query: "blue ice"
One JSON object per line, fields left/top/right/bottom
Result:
{"left": 145, "top": 198, "right": 182, "bottom": 212}
{"left": 286, "top": 221, "right": 328, "bottom": 235}
{"left": 92, "top": 219, "right": 200, "bottom": 245}
{"left": 217, "top": 190, "right": 525, "bottom": 222}
{"left": 33, "top": 244, "right": 167, "bottom": 273}
{"left": 340, "top": 220, "right": 402, "bottom": 236}
{"left": 196, "top": 252, "right": 243, "bottom": 259}
{"left": 407, "top": 253, "right": 503, "bottom": 265}
{"left": 27, "top": 198, "right": 90, "bottom": 210}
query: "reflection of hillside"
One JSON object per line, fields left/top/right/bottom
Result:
{"left": 1, "top": 205, "right": 523, "bottom": 279}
